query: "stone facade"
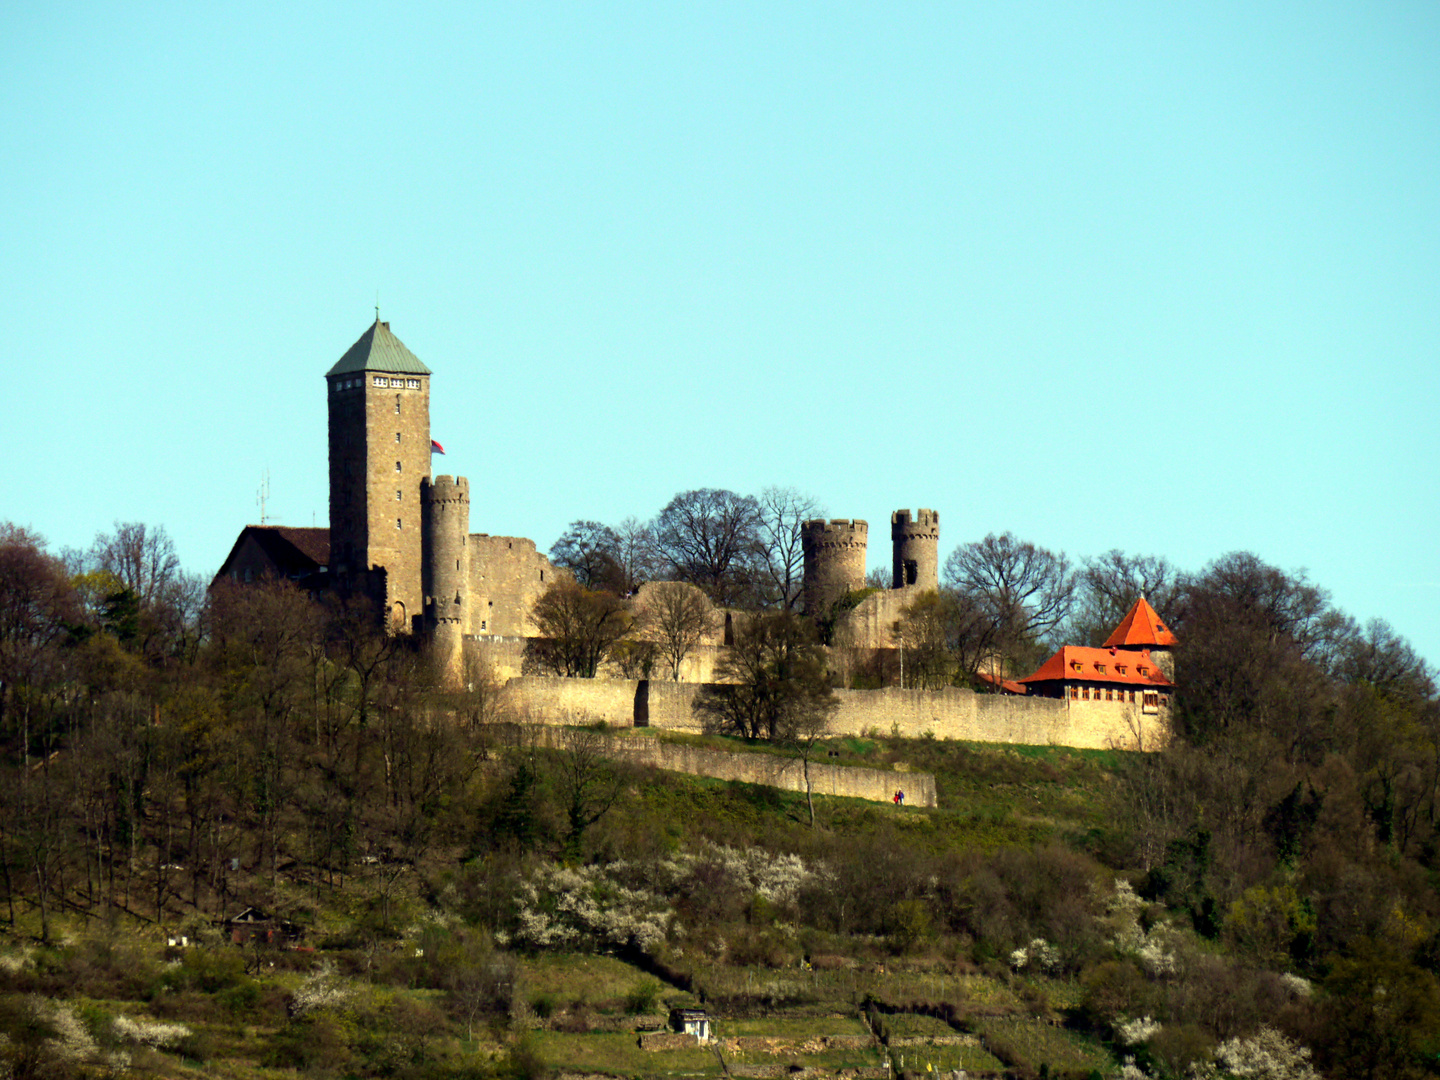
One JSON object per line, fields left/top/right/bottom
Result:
{"left": 327, "top": 338, "right": 431, "bottom": 632}
{"left": 312, "top": 320, "right": 563, "bottom": 653}
{"left": 529, "top": 725, "right": 940, "bottom": 807}
{"left": 497, "top": 676, "right": 1168, "bottom": 751}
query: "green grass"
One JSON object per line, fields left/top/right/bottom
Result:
{"left": 517, "top": 952, "right": 659, "bottom": 1011}
{"left": 531, "top": 1030, "right": 723, "bottom": 1077}
{"left": 888, "top": 1043, "right": 1006, "bottom": 1073}
{"left": 719, "top": 1016, "right": 870, "bottom": 1038}
{"left": 881, "top": 1013, "right": 967, "bottom": 1040}
{"left": 977, "top": 1017, "right": 1118, "bottom": 1077}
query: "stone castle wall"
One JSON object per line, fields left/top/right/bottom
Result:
{"left": 533, "top": 727, "right": 938, "bottom": 808}
{"left": 467, "top": 535, "right": 559, "bottom": 637}
{"left": 497, "top": 675, "right": 1166, "bottom": 751}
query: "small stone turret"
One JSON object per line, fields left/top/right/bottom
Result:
{"left": 891, "top": 509, "right": 939, "bottom": 590}
{"left": 422, "top": 475, "right": 470, "bottom": 684}
{"left": 802, "top": 519, "right": 868, "bottom": 615}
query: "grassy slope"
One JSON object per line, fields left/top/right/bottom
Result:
{"left": 0, "top": 735, "right": 1129, "bottom": 1078}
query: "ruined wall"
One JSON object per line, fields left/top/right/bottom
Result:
{"left": 533, "top": 728, "right": 938, "bottom": 808}
{"left": 467, "top": 636, "right": 530, "bottom": 681}
{"left": 838, "top": 587, "right": 911, "bottom": 650}
{"left": 467, "top": 535, "right": 560, "bottom": 637}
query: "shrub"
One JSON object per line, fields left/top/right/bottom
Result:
{"left": 623, "top": 979, "right": 662, "bottom": 1015}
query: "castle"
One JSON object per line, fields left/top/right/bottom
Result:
{"left": 216, "top": 319, "right": 556, "bottom": 682}
{"left": 216, "top": 319, "right": 1174, "bottom": 750}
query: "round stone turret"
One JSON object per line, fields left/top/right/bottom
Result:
{"left": 891, "top": 508, "right": 939, "bottom": 590}
{"left": 802, "top": 519, "right": 868, "bottom": 615}
{"left": 422, "top": 475, "right": 470, "bottom": 683}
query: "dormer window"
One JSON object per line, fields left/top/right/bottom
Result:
{"left": 1096, "top": 664, "right": 1106, "bottom": 674}
{"left": 1138, "top": 665, "right": 1148, "bottom": 676}
{"left": 1117, "top": 665, "right": 1127, "bottom": 675}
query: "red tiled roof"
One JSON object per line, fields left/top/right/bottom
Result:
{"left": 1018, "top": 645, "right": 1173, "bottom": 688}
{"left": 1103, "top": 596, "right": 1179, "bottom": 649}
{"left": 976, "top": 672, "right": 1029, "bottom": 695}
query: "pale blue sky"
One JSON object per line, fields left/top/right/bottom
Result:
{"left": 3, "top": 2, "right": 1437, "bottom": 663}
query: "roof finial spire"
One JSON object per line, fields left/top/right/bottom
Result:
{"left": 375, "top": 292, "right": 380, "bottom": 324}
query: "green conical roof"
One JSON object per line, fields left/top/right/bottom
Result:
{"left": 326, "top": 319, "right": 431, "bottom": 377}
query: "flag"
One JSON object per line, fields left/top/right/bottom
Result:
{"left": 431, "top": 439, "right": 445, "bottom": 455}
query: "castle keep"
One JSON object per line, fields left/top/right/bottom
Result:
{"left": 217, "top": 319, "right": 560, "bottom": 680}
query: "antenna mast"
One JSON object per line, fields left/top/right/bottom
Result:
{"left": 257, "top": 469, "right": 271, "bottom": 525}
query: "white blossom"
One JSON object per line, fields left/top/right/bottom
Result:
{"left": 1116, "top": 1015, "right": 1163, "bottom": 1045}
{"left": 1009, "top": 938, "right": 1060, "bottom": 973}
{"left": 1188, "top": 1027, "right": 1318, "bottom": 1080}
{"left": 113, "top": 1014, "right": 191, "bottom": 1048}
{"left": 290, "top": 959, "right": 353, "bottom": 1017}
{"left": 27, "top": 997, "right": 97, "bottom": 1062}
{"left": 1105, "top": 880, "right": 1176, "bottom": 975}
{"left": 1278, "top": 973, "right": 1312, "bottom": 998}
{"left": 510, "top": 862, "right": 673, "bottom": 952}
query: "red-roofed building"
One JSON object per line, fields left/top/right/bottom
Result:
{"left": 1103, "top": 596, "right": 1179, "bottom": 680}
{"left": 1001, "top": 598, "right": 1181, "bottom": 744}
{"left": 1017, "top": 645, "right": 1173, "bottom": 716}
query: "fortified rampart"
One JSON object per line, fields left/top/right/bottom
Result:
{"left": 531, "top": 728, "right": 938, "bottom": 808}
{"left": 497, "top": 677, "right": 1166, "bottom": 751}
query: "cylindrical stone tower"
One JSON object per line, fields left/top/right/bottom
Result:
{"left": 422, "top": 475, "right": 470, "bottom": 685}
{"left": 802, "top": 519, "right": 868, "bottom": 615}
{"left": 891, "top": 509, "right": 939, "bottom": 590}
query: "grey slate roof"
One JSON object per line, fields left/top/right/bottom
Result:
{"left": 326, "top": 319, "right": 432, "bottom": 377}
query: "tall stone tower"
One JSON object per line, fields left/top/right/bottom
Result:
{"left": 802, "top": 519, "right": 868, "bottom": 615}
{"left": 327, "top": 319, "right": 432, "bottom": 632}
{"left": 422, "top": 475, "right": 470, "bottom": 681}
{"left": 891, "top": 509, "right": 939, "bottom": 590}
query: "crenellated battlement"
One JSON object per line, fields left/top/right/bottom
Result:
{"left": 422, "top": 475, "right": 470, "bottom": 505}
{"left": 802, "top": 519, "right": 869, "bottom": 545}
{"left": 802, "top": 519, "right": 869, "bottom": 615}
{"left": 891, "top": 508, "right": 939, "bottom": 534}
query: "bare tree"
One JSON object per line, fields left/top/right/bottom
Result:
{"left": 653, "top": 488, "right": 762, "bottom": 607}
{"left": 894, "top": 587, "right": 1000, "bottom": 689}
{"left": 756, "top": 486, "right": 823, "bottom": 610}
{"left": 943, "top": 532, "right": 1076, "bottom": 671}
{"left": 529, "top": 580, "right": 632, "bottom": 678}
{"left": 613, "top": 516, "right": 661, "bottom": 595}
{"left": 549, "top": 521, "right": 626, "bottom": 592}
{"left": 1068, "top": 549, "right": 1181, "bottom": 646}
{"left": 635, "top": 581, "right": 714, "bottom": 680}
